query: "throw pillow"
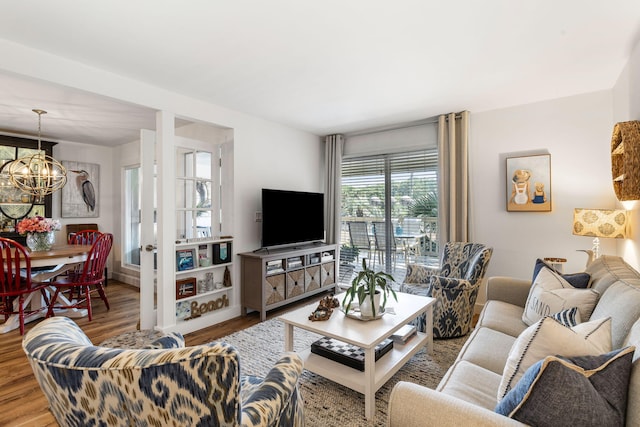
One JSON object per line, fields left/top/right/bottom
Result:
{"left": 532, "top": 258, "right": 591, "bottom": 288}
{"left": 498, "top": 316, "right": 612, "bottom": 400}
{"left": 495, "top": 346, "right": 635, "bottom": 426}
{"left": 550, "top": 307, "right": 581, "bottom": 327}
{"left": 522, "top": 267, "right": 599, "bottom": 325}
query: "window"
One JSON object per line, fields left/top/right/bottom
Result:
{"left": 124, "top": 166, "right": 142, "bottom": 267}
{"left": 340, "top": 149, "right": 438, "bottom": 282}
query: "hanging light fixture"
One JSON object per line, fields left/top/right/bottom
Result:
{"left": 8, "top": 109, "right": 67, "bottom": 197}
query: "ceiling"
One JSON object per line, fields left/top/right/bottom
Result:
{"left": 0, "top": 1, "right": 639, "bottom": 147}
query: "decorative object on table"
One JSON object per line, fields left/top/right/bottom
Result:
{"left": 308, "top": 294, "right": 340, "bottom": 321}
{"left": 506, "top": 154, "right": 551, "bottom": 212}
{"left": 572, "top": 208, "right": 628, "bottom": 262}
{"left": 310, "top": 336, "right": 394, "bottom": 371}
{"left": 390, "top": 324, "right": 417, "bottom": 344}
{"left": 610, "top": 120, "right": 640, "bottom": 201}
{"left": 8, "top": 109, "right": 67, "bottom": 198}
{"left": 176, "top": 248, "right": 195, "bottom": 271}
{"left": 342, "top": 259, "right": 396, "bottom": 319}
{"left": 16, "top": 215, "right": 61, "bottom": 251}
{"left": 61, "top": 160, "right": 100, "bottom": 218}
{"left": 176, "top": 277, "right": 197, "bottom": 300}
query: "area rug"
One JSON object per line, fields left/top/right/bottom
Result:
{"left": 213, "top": 319, "right": 468, "bottom": 427}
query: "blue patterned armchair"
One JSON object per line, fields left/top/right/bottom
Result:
{"left": 400, "top": 242, "right": 493, "bottom": 338}
{"left": 22, "top": 316, "right": 304, "bottom": 427}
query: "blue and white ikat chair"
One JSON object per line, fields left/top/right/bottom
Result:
{"left": 400, "top": 242, "right": 493, "bottom": 338}
{"left": 23, "top": 316, "right": 304, "bottom": 427}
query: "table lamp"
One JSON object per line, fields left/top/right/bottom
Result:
{"left": 572, "top": 208, "right": 628, "bottom": 261}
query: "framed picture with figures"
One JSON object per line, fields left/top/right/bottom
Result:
{"left": 61, "top": 161, "right": 100, "bottom": 218}
{"left": 506, "top": 154, "right": 551, "bottom": 212}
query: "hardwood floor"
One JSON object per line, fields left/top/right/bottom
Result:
{"left": 0, "top": 280, "right": 326, "bottom": 426}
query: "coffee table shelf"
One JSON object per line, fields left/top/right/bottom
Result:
{"left": 278, "top": 292, "right": 434, "bottom": 420}
{"left": 299, "top": 331, "right": 428, "bottom": 393}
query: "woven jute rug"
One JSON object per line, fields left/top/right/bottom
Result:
{"left": 214, "top": 319, "right": 468, "bottom": 427}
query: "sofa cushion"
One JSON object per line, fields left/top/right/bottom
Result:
{"left": 586, "top": 255, "right": 640, "bottom": 296}
{"left": 590, "top": 279, "right": 640, "bottom": 349}
{"left": 623, "top": 319, "right": 640, "bottom": 427}
{"left": 437, "top": 360, "right": 503, "bottom": 410}
{"left": 522, "top": 267, "right": 599, "bottom": 326}
{"left": 477, "top": 300, "right": 529, "bottom": 338}
{"left": 495, "top": 346, "right": 635, "bottom": 426}
{"left": 550, "top": 307, "right": 580, "bottom": 327}
{"left": 456, "top": 327, "right": 517, "bottom": 375}
{"left": 532, "top": 258, "right": 590, "bottom": 288}
{"left": 498, "top": 316, "right": 612, "bottom": 399}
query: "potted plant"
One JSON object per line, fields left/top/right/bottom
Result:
{"left": 343, "top": 259, "right": 397, "bottom": 318}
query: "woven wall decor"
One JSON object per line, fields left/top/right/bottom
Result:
{"left": 611, "top": 120, "right": 640, "bottom": 201}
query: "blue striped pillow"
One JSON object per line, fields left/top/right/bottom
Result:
{"left": 549, "top": 307, "right": 581, "bottom": 327}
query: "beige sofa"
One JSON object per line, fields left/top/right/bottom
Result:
{"left": 388, "top": 255, "right": 640, "bottom": 426}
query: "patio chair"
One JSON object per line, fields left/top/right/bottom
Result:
{"left": 347, "top": 221, "right": 373, "bottom": 266}
{"left": 372, "top": 221, "right": 402, "bottom": 270}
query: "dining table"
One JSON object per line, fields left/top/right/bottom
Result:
{"left": 0, "top": 244, "right": 92, "bottom": 334}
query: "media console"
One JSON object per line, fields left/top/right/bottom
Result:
{"left": 239, "top": 243, "right": 337, "bottom": 321}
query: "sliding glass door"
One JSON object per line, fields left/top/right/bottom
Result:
{"left": 340, "top": 149, "right": 438, "bottom": 283}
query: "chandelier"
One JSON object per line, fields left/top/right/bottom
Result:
{"left": 8, "top": 109, "right": 67, "bottom": 197}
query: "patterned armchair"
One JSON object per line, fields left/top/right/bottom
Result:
{"left": 400, "top": 242, "right": 493, "bottom": 338}
{"left": 22, "top": 317, "right": 304, "bottom": 427}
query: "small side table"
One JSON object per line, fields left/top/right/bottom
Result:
{"left": 544, "top": 257, "right": 567, "bottom": 273}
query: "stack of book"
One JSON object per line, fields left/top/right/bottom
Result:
{"left": 390, "top": 324, "right": 417, "bottom": 344}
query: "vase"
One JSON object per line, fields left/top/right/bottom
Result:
{"left": 26, "top": 231, "right": 55, "bottom": 252}
{"left": 359, "top": 291, "right": 382, "bottom": 318}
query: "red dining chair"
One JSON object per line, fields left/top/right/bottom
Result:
{"left": 46, "top": 233, "right": 113, "bottom": 321}
{"left": 68, "top": 229, "right": 103, "bottom": 246}
{"left": 68, "top": 229, "right": 108, "bottom": 286}
{"left": 0, "top": 237, "right": 50, "bottom": 335}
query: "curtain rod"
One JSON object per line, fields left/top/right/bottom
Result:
{"left": 343, "top": 114, "right": 462, "bottom": 138}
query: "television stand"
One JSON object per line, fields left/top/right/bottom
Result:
{"left": 239, "top": 243, "right": 337, "bottom": 321}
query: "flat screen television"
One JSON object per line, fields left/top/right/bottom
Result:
{"left": 261, "top": 188, "right": 325, "bottom": 248}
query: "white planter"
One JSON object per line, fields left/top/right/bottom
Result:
{"left": 359, "top": 291, "right": 382, "bottom": 318}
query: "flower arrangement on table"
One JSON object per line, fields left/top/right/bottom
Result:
{"left": 16, "top": 216, "right": 61, "bottom": 235}
{"left": 16, "top": 216, "right": 61, "bottom": 251}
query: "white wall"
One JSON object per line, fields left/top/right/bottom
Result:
{"left": 470, "top": 91, "right": 618, "bottom": 306}
{"left": 614, "top": 38, "right": 640, "bottom": 269}
{"left": 53, "top": 141, "right": 116, "bottom": 274}
{"left": 0, "top": 41, "right": 324, "bottom": 325}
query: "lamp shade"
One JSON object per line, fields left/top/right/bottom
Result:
{"left": 572, "top": 208, "right": 628, "bottom": 239}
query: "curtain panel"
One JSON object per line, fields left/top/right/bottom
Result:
{"left": 324, "top": 134, "right": 343, "bottom": 245}
{"left": 438, "top": 111, "right": 470, "bottom": 244}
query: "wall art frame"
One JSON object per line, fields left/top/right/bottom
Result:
{"left": 61, "top": 161, "right": 100, "bottom": 218}
{"left": 506, "top": 153, "right": 551, "bottom": 212}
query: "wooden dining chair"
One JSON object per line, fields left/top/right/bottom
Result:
{"left": 0, "top": 237, "right": 50, "bottom": 335}
{"left": 46, "top": 233, "right": 113, "bottom": 321}
{"left": 68, "top": 229, "right": 108, "bottom": 287}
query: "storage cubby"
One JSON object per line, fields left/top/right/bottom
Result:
{"left": 174, "top": 238, "right": 233, "bottom": 325}
{"left": 239, "top": 243, "right": 337, "bottom": 320}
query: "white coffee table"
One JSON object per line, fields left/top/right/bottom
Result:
{"left": 277, "top": 292, "right": 435, "bottom": 420}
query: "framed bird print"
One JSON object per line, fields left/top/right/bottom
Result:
{"left": 61, "top": 161, "right": 100, "bottom": 218}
